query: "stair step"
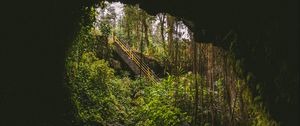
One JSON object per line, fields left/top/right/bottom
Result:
{"left": 112, "top": 35, "right": 159, "bottom": 83}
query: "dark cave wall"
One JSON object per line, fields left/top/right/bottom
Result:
{"left": 1, "top": 0, "right": 87, "bottom": 125}
{"left": 0, "top": 0, "right": 298, "bottom": 125}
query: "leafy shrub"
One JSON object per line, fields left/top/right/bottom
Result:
{"left": 67, "top": 51, "right": 126, "bottom": 124}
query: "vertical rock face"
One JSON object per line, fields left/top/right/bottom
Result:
{"left": 0, "top": 0, "right": 298, "bottom": 125}
{"left": 1, "top": 0, "right": 84, "bottom": 125}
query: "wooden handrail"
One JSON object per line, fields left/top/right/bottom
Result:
{"left": 112, "top": 35, "right": 159, "bottom": 83}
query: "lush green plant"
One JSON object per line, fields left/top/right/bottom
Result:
{"left": 66, "top": 24, "right": 129, "bottom": 125}
{"left": 130, "top": 76, "right": 192, "bottom": 126}
{"left": 67, "top": 51, "right": 126, "bottom": 125}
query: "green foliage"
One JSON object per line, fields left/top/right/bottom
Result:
{"left": 66, "top": 22, "right": 126, "bottom": 125}
{"left": 66, "top": 22, "right": 192, "bottom": 125}
{"left": 67, "top": 54, "right": 192, "bottom": 125}
{"left": 65, "top": 2, "right": 279, "bottom": 126}
{"left": 67, "top": 51, "right": 126, "bottom": 125}
{"left": 240, "top": 86, "right": 278, "bottom": 126}
{"left": 99, "top": 22, "right": 111, "bottom": 37}
{"left": 130, "top": 76, "right": 192, "bottom": 126}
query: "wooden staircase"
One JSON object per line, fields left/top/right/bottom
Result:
{"left": 110, "top": 34, "right": 160, "bottom": 83}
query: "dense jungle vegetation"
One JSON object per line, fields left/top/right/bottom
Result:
{"left": 65, "top": 2, "right": 278, "bottom": 126}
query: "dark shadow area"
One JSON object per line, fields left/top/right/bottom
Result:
{"left": 0, "top": 0, "right": 298, "bottom": 125}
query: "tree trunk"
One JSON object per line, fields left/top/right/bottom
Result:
{"left": 167, "top": 15, "right": 174, "bottom": 72}
{"left": 142, "top": 16, "right": 149, "bottom": 49}
{"left": 159, "top": 13, "right": 166, "bottom": 49}
{"left": 192, "top": 40, "right": 199, "bottom": 125}
{"left": 159, "top": 13, "right": 167, "bottom": 76}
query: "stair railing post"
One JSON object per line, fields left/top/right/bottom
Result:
{"left": 113, "top": 35, "right": 159, "bottom": 84}
{"left": 130, "top": 51, "right": 133, "bottom": 60}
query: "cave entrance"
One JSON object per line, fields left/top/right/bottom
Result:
{"left": 64, "top": 1, "right": 277, "bottom": 125}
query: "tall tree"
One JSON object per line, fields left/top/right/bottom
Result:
{"left": 192, "top": 40, "right": 199, "bottom": 125}
{"left": 158, "top": 13, "right": 166, "bottom": 49}
{"left": 167, "top": 14, "right": 174, "bottom": 72}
